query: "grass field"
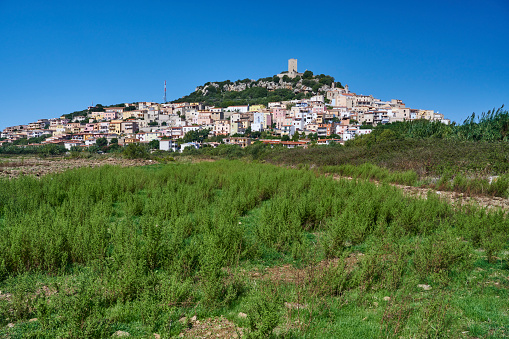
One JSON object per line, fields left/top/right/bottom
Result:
{"left": 0, "top": 160, "right": 508, "bottom": 338}
{"left": 176, "top": 138, "right": 509, "bottom": 198}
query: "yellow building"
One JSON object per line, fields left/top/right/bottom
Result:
{"left": 122, "top": 111, "right": 137, "bottom": 120}
{"left": 109, "top": 120, "right": 122, "bottom": 134}
{"left": 90, "top": 111, "right": 104, "bottom": 120}
{"left": 249, "top": 104, "right": 265, "bottom": 112}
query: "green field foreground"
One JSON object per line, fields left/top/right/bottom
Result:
{"left": 0, "top": 160, "right": 508, "bottom": 338}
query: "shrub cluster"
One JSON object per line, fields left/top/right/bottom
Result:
{"left": 0, "top": 161, "right": 507, "bottom": 337}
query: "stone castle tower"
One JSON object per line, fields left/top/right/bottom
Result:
{"left": 288, "top": 58, "right": 297, "bottom": 74}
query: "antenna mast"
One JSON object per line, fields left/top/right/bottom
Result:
{"left": 163, "top": 80, "right": 167, "bottom": 103}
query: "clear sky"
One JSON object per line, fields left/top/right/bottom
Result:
{"left": 1, "top": 0, "right": 508, "bottom": 130}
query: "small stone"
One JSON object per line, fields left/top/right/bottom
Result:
{"left": 190, "top": 315, "right": 197, "bottom": 322}
{"left": 383, "top": 296, "right": 391, "bottom": 301}
{"left": 284, "top": 302, "right": 308, "bottom": 309}
{"left": 7, "top": 323, "right": 14, "bottom": 328}
{"left": 238, "top": 312, "right": 247, "bottom": 318}
{"left": 113, "top": 330, "right": 130, "bottom": 337}
{"left": 154, "top": 334, "right": 161, "bottom": 339}
{"left": 417, "top": 284, "right": 432, "bottom": 291}
{"left": 238, "top": 222, "right": 242, "bottom": 224}
{"left": 29, "top": 318, "right": 38, "bottom": 322}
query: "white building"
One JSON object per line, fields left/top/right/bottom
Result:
{"left": 159, "top": 140, "right": 177, "bottom": 152}
{"left": 225, "top": 105, "right": 249, "bottom": 113}
{"left": 251, "top": 112, "right": 265, "bottom": 132}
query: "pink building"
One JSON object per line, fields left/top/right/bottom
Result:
{"left": 312, "top": 104, "right": 327, "bottom": 114}
{"left": 103, "top": 112, "right": 117, "bottom": 120}
{"left": 264, "top": 113, "right": 272, "bottom": 129}
{"left": 272, "top": 108, "right": 287, "bottom": 129}
{"left": 214, "top": 120, "right": 230, "bottom": 136}
{"left": 197, "top": 112, "right": 213, "bottom": 125}
{"left": 84, "top": 123, "right": 96, "bottom": 132}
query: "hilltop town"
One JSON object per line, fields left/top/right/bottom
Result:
{"left": 1, "top": 59, "right": 449, "bottom": 152}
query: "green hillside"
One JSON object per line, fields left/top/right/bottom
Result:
{"left": 172, "top": 71, "right": 342, "bottom": 107}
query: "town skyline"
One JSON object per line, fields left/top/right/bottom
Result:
{"left": 1, "top": 59, "right": 451, "bottom": 152}
{"left": 1, "top": 0, "right": 508, "bottom": 131}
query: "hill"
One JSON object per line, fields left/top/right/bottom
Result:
{"left": 171, "top": 70, "right": 342, "bottom": 107}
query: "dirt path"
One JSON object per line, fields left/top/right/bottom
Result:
{"left": 330, "top": 174, "right": 509, "bottom": 211}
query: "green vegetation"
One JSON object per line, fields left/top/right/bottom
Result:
{"left": 353, "top": 106, "right": 508, "bottom": 143}
{"left": 166, "top": 135, "right": 509, "bottom": 197}
{"left": 62, "top": 104, "right": 105, "bottom": 121}
{"left": 7, "top": 135, "right": 51, "bottom": 146}
{"left": 174, "top": 107, "right": 509, "bottom": 197}
{"left": 122, "top": 143, "right": 150, "bottom": 159}
{"left": 182, "top": 128, "right": 211, "bottom": 143}
{"left": 0, "top": 143, "right": 66, "bottom": 156}
{"left": 62, "top": 103, "right": 136, "bottom": 121}
{"left": 175, "top": 87, "right": 312, "bottom": 108}
{"left": 0, "top": 161, "right": 508, "bottom": 337}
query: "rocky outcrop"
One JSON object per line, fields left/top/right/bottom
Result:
{"left": 195, "top": 77, "right": 332, "bottom": 96}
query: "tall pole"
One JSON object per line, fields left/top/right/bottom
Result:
{"left": 164, "top": 80, "right": 167, "bottom": 103}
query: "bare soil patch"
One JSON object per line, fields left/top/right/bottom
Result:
{"left": 245, "top": 253, "right": 362, "bottom": 285}
{"left": 0, "top": 156, "right": 154, "bottom": 179}
{"left": 394, "top": 184, "right": 509, "bottom": 210}
{"left": 179, "top": 316, "right": 243, "bottom": 338}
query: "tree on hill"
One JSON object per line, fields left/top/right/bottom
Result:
{"left": 96, "top": 137, "right": 108, "bottom": 147}
{"left": 302, "top": 79, "right": 316, "bottom": 88}
{"left": 148, "top": 139, "right": 160, "bottom": 149}
{"left": 302, "top": 70, "right": 314, "bottom": 79}
{"left": 312, "top": 83, "right": 322, "bottom": 93}
{"left": 91, "top": 104, "right": 105, "bottom": 112}
{"left": 292, "top": 131, "right": 300, "bottom": 141}
{"left": 318, "top": 75, "right": 335, "bottom": 87}
{"left": 183, "top": 129, "right": 211, "bottom": 143}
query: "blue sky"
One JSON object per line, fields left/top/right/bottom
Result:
{"left": 1, "top": 0, "right": 508, "bottom": 130}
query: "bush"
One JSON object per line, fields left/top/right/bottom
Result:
{"left": 413, "top": 230, "right": 472, "bottom": 283}
{"left": 123, "top": 143, "right": 149, "bottom": 159}
{"left": 246, "top": 285, "right": 283, "bottom": 338}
